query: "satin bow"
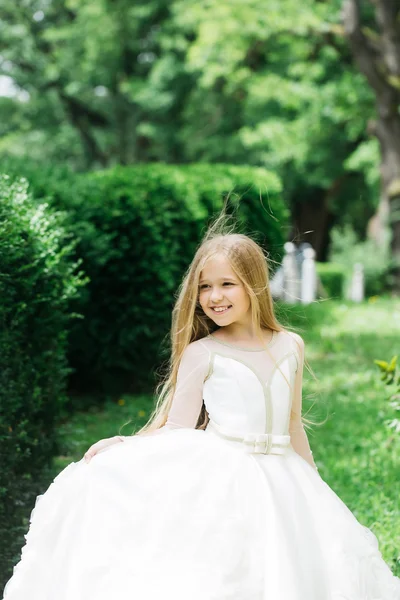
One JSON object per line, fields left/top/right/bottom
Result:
{"left": 243, "top": 432, "right": 273, "bottom": 454}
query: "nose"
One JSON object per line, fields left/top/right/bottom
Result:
{"left": 210, "top": 286, "right": 224, "bottom": 302}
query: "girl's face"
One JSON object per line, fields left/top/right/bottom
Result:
{"left": 198, "top": 254, "right": 251, "bottom": 326}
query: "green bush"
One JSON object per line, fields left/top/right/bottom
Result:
{"left": 0, "top": 175, "right": 85, "bottom": 587}
{"left": 5, "top": 161, "right": 287, "bottom": 395}
{"left": 329, "top": 224, "right": 391, "bottom": 297}
{"left": 316, "top": 262, "right": 346, "bottom": 299}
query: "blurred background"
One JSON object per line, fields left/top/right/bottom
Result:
{"left": 1, "top": 0, "right": 399, "bottom": 590}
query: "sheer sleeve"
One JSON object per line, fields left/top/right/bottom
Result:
{"left": 136, "top": 340, "right": 210, "bottom": 438}
{"left": 288, "top": 333, "right": 319, "bottom": 473}
{"left": 163, "top": 340, "right": 210, "bottom": 429}
{"left": 134, "top": 340, "right": 211, "bottom": 441}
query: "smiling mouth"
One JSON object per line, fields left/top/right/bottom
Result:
{"left": 210, "top": 305, "right": 232, "bottom": 314}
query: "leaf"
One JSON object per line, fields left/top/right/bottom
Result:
{"left": 374, "top": 359, "right": 389, "bottom": 371}
{"left": 387, "top": 355, "right": 398, "bottom": 372}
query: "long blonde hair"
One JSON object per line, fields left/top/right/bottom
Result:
{"left": 135, "top": 210, "right": 318, "bottom": 436}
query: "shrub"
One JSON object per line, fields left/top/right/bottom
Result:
{"left": 5, "top": 161, "right": 287, "bottom": 395}
{"left": 329, "top": 224, "right": 391, "bottom": 297}
{"left": 374, "top": 355, "right": 400, "bottom": 434}
{"left": 316, "top": 262, "right": 346, "bottom": 299}
{"left": 0, "top": 175, "right": 85, "bottom": 587}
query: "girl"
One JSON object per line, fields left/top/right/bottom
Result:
{"left": 3, "top": 220, "right": 400, "bottom": 600}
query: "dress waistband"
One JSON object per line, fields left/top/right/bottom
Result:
{"left": 207, "top": 419, "right": 292, "bottom": 455}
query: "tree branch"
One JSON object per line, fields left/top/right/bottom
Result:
{"left": 371, "top": 0, "right": 400, "bottom": 77}
{"left": 59, "top": 92, "right": 108, "bottom": 167}
{"left": 342, "top": 0, "right": 388, "bottom": 95}
{"left": 57, "top": 89, "right": 110, "bottom": 128}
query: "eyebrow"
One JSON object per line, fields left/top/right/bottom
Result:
{"left": 199, "top": 277, "right": 237, "bottom": 283}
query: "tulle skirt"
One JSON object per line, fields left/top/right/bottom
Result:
{"left": 3, "top": 427, "right": 400, "bottom": 600}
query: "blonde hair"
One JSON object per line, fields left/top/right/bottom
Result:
{"left": 135, "top": 209, "right": 320, "bottom": 437}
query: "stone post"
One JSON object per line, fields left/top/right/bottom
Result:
{"left": 301, "top": 247, "right": 317, "bottom": 304}
{"left": 347, "top": 263, "right": 364, "bottom": 302}
{"left": 282, "top": 242, "right": 300, "bottom": 303}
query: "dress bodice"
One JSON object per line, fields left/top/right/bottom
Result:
{"left": 164, "top": 330, "right": 302, "bottom": 437}
{"left": 202, "top": 332, "right": 300, "bottom": 436}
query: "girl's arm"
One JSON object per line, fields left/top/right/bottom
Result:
{"left": 138, "top": 340, "right": 210, "bottom": 437}
{"left": 289, "top": 334, "right": 319, "bottom": 473}
{"left": 84, "top": 341, "right": 209, "bottom": 460}
{"left": 161, "top": 340, "right": 210, "bottom": 429}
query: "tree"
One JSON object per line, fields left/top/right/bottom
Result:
{"left": 174, "top": 0, "right": 377, "bottom": 258}
{"left": 0, "top": 0, "right": 185, "bottom": 167}
{"left": 343, "top": 0, "right": 400, "bottom": 289}
{"left": 0, "top": 0, "right": 381, "bottom": 258}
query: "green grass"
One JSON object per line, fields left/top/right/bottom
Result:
{"left": 54, "top": 395, "right": 152, "bottom": 472}
{"left": 55, "top": 296, "right": 400, "bottom": 576}
{"left": 278, "top": 296, "right": 400, "bottom": 575}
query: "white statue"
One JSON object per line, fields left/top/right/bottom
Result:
{"left": 301, "top": 247, "right": 317, "bottom": 304}
{"left": 347, "top": 263, "right": 364, "bottom": 302}
{"left": 282, "top": 242, "right": 300, "bottom": 303}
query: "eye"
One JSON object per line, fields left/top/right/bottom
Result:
{"left": 223, "top": 282, "right": 234, "bottom": 286}
{"left": 199, "top": 284, "right": 209, "bottom": 289}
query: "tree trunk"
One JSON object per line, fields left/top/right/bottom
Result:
{"left": 291, "top": 176, "right": 348, "bottom": 261}
{"left": 59, "top": 92, "right": 109, "bottom": 168}
{"left": 291, "top": 191, "right": 334, "bottom": 261}
{"left": 343, "top": 0, "right": 400, "bottom": 290}
{"left": 375, "top": 116, "right": 400, "bottom": 280}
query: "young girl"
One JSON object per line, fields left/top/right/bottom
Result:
{"left": 3, "top": 224, "right": 400, "bottom": 600}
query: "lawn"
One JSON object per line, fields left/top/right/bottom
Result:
{"left": 54, "top": 296, "right": 400, "bottom": 576}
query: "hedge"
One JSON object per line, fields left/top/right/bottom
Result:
{"left": 5, "top": 161, "right": 288, "bottom": 396}
{"left": 316, "top": 262, "right": 346, "bottom": 299}
{"left": 0, "top": 175, "right": 85, "bottom": 587}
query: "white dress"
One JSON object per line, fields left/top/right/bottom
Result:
{"left": 3, "top": 330, "right": 400, "bottom": 600}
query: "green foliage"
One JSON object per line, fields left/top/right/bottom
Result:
{"left": 0, "top": 175, "right": 86, "bottom": 586}
{"left": 0, "top": 0, "right": 378, "bottom": 240}
{"left": 344, "top": 138, "right": 380, "bottom": 190}
{"left": 5, "top": 160, "right": 286, "bottom": 395}
{"left": 173, "top": 0, "right": 377, "bottom": 238}
{"left": 374, "top": 355, "right": 400, "bottom": 434}
{"left": 316, "top": 262, "right": 346, "bottom": 299}
{"left": 329, "top": 224, "right": 391, "bottom": 296}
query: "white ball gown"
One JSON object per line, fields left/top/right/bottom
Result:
{"left": 3, "top": 331, "right": 400, "bottom": 600}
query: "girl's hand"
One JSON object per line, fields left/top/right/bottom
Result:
{"left": 83, "top": 435, "right": 125, "bottom": 463}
